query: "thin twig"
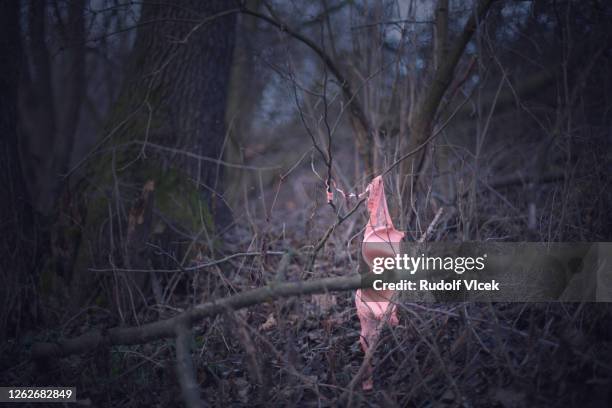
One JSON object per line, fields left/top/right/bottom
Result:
{"left": 174, "top": 318, "right": 204, "bottom": 408}
{"left": 89, "top": 251, "right": 285, "bottom": 273}
{"left": 381, "top": 91, "right": 474, "bottom": 177}
{"left": 306, "top": 197, "right": 366, "bottom": 272}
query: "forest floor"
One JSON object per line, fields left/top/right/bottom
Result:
{"left": 2, "top": 199, "right": 612, "bottom": 407}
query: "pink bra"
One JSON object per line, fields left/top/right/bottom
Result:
{"left": 361, "top": 176, "right": 404, "bottom": 265}
{"left": 355, "top": 176, "right": 402, "bottom": 390}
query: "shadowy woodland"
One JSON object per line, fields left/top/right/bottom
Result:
{"left": 1, "top": 0, "right": 612, "bottom": 406}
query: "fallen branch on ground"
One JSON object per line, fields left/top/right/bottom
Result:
{"left": 32, "top": 272, "right": 375, "bottom": 360}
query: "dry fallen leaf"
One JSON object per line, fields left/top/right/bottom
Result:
{"left": 259, "top": 313, "right": 276, "bottom": 330}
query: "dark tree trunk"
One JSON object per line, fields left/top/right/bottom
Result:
{"left": 123, "top": 0, "right": 237, "bottom": 190}
{"left": 68, "top": 0, "right": 237, "bottom": 312}
{"left": 19, "top": 0, "right": 85, "bottom": 214}
{"left": 0, "top": 0, "right": 34, "bottom": 338}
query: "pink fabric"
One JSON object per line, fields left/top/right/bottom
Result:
{"left": 364, "top": 176, "right": 401, "bottom": 242}
{"left": 361, "top": 176, "right": 405, "bottom": 266}
{"left": 355, "top": 176, "right": 403, "bottom": 390}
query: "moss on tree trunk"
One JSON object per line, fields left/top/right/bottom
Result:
{"left": 63, "top": 1, "right": 237, "bottom": 313}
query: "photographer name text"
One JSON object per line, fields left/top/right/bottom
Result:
{"left": 372, "top": 279, "right": 500, "bottom": 291}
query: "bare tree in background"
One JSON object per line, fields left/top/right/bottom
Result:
{"left": 19, "top": 0, "right": 85, "bottom": 215}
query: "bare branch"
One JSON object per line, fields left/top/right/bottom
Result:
{"left": 307, "top": 197, "right": 366, "bottom": 272}
{"left": 175, "top": 318, "right": 204, "bottom": 408}
{"left": 415, "top": 0, "right": 495, "bottom": 130}
{"left": 32, "top": 272, "right": 377, "bottom": 361}
{"left": 240, "top": 5, "right": 374, "bottom": 173}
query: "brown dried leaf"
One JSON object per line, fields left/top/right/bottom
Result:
{"left": 259, "top": 313, "right": 276, "bottom": 331}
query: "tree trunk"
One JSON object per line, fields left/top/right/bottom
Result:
{"left": 68, "top": 0, "right": 237, "bottom": 312}
{"left": 123, "top": 1, "right": 236, "bottom": 188}
{"left": 0, "top": 0, "right": 34, "bottom": 339}
{"left": 19, "top": 0, "right": 86, "bottom": 215}
{"left": 401, "top": 0, "right": 494, "bottom": 224}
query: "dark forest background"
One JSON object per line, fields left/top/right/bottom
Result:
{"left": 1, "top": 0, "right": 612, "bottom": 406}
